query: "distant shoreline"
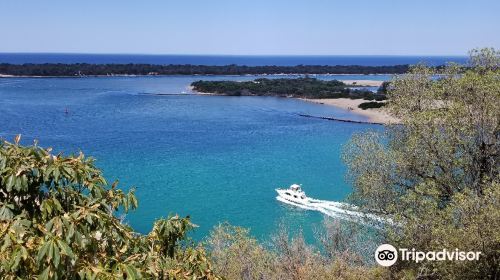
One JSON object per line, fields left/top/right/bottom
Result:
{"left": 0, "top": 73, "right": 395, "bottom": 79}
{"left": 1, "top": 71, "right": 394, "bottom": 124}
{"left": 0, "top": 63, "right": 411, "bottom": 77}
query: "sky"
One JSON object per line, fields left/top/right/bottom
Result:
{"left": 0, "top": 0, "right": 499, "bottom": 56}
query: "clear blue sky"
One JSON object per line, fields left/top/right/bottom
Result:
{"left": 1, "top": 0, "right": 498, "bottom": 55}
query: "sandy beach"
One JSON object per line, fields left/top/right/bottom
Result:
{"left": 302, "top": 98, "right": 399, "bottom": 124}
{"left": 190, "top": 84, "right": 399, "bottom": 124}
{"left": 340, "top": 80, "right": 384, "bottom": 87}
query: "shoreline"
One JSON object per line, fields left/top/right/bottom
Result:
{"left": 0, "top": 74, "right": 395, "bottom": 79}
{"left": 300, "top": 98, "right": 399, "bottom": 124}
{"left": 340, "top": 79, "right": 384, "bottom": 87}
{"left": 3, "top": 74, "right": 395, "bottom": 124}
{"left": 190, "top": 87, "right": 399, "bottom": 125}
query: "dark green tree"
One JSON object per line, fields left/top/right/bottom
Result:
{"left": 0, "top": 136, "right": 219, "bottom": 279}
{"left": 343, "top": 48, "right": 500, "bottom": 279}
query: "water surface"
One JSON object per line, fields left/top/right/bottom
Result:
{"left": 0, "top": 75, "right": 382, "bottom": 240}
{"left": 0, "top": 53, "right": 467, "bottom": 66}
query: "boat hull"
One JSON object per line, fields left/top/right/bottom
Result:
{"left": 276, "top": 188, "right": 310, "bottom": 205}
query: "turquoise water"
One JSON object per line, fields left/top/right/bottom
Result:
{"left": 0, "top": 75, "right": 383, "bottom": 240}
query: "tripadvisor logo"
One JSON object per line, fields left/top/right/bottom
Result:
{"left": 375, "top": 244, "right": 398, "bottom": 267}
{"left": 375, "top": 244, "right": 482, "bottom": 267}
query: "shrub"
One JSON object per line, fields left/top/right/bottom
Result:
{"left": 0, "top": 136, "right": 220, "bottom": 279}
{"left": 358, "top": 102, "right": 386, "bottom": 110}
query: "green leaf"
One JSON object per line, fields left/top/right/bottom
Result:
{"left": 47, "top": 240, "right": 54, "bottom": 262}
{"left": 53, "top": 167, "right": 60, "bottom": 181}
{"left": 14, "top": 176, "right": 22, "bottom": 191}
{"left": 53, "top": 243, "right": 61, "bottom": 266}
{"left": 39, "top": 266, "right": 50, "bottom": 280}
{"left": 12, "top": 249, "right": 21, "bottom": 269}
{"left": 125, "top": 265, "right": 138, "bottom": 280}
{"left": 62, "top": 166, "right": 73, "bottom": 177}
{"left": 20, "top": 174, "right": 28, "bottom": 191}
{"left": 20, "top": 246, "right": 28, "bottom": 260}
{"left": 5, "top": 174, "right": 15, "bottom": 192}
{"left": 67, "top": 223, "right": 75, "bottom": 241}
{"left": 0, "top": 204, "right": 14, "bottom": 220}
{"left": 37, "top": 242, "right": 50, "bottom": 262}
{"left": 57, "top": 239, "right": 75, "bottom": 259}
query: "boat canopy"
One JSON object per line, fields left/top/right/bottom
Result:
{"left": 290, "top": 184, "right": 301, "bottom": 191}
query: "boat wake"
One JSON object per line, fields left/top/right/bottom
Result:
{"left": 276, "top": 195, "right": 387, "bottom": 225}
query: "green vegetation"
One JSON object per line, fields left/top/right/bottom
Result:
{"left": 205, "top": 222, "right": 387, "bottom": 280}
{"left": 343, "top": 48, "right": 500, "bottom": 279}
{"left": 191, "top": 77, "right": 386, "bottom": 100}
{"left": 0, "top": 136, "right": 219, "bottom": 279}
{"left": 376, "top": 81, "right": 391, "bottom": 95}
{"left": 1, "top": 48, "right": 498, "bottom": 280}
{"left": 0, "top": 136, "right": 387, "bottom": 280}
{"left": 358, "top": 102, "right": 386, "bottom": 110}
{"left": 0, "top": 63, "right": 410, "bottom": 76}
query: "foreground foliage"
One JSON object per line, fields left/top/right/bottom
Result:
{"left": 0, "top": 136, "right": 219, "bottom": 279}
{"left": 206, "top": 221, "right": 388, "bottom": 280}
{"left": 343, "top": 48, "right": 500, "bottom": 279}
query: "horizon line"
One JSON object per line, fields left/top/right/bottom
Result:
{"left": 0, "top": 52, "right": 469, "bottom": 57}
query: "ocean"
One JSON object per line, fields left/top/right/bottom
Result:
{"left": 0, "top": 53, "right": 467, "bottom": 66}
{"left": 0, "top": 74, "right": 386, "bottom": 240}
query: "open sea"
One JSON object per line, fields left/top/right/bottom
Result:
{"left": 1, "top": 53, "right": 460, "bottom": 241}
{"left": 0, "top": 53, "right": 467, "bottom": 66}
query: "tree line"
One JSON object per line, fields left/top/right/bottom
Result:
{"left": 191, "top": 77, "right": 387, "bottom": 100}
{"left": 0, "top": 63, "right": 411, "bottom": 76}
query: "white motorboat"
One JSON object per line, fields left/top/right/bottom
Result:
{"left": 276, "top": 184, "right": 309, "bottom": 205}
{"left": 275, "top": 184, "right": 390, "bottom": 225}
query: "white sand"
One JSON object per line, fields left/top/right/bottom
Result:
{"left": 191, "top": 85, "right": 400, "bottom": 124}
{"left": 340, "top": 80, "right": 384, "bottom": 87}
{"left": 302, "top": 98, "right": 400, "bottom": 124}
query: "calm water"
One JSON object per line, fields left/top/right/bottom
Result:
{"left": 0, "top": 75, "right": 384, "bottom": 240}
{"left": 0, "top": 53, "right": 467, "bottom": 66}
